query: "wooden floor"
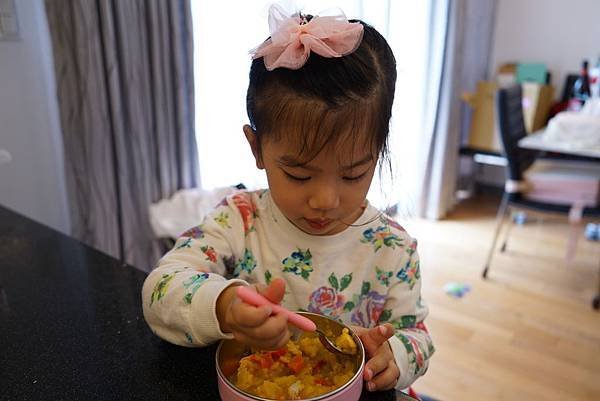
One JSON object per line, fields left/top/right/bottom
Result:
{"left": 399, "top": 195, "right": 600, "bottom": 401}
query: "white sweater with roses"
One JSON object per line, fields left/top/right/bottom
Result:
{"left": 142, "top": 190, "right": 434, "bottom": 389}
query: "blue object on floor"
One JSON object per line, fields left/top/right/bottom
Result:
{"left": 512, "top": 211, "right": 527, "bottom": 225}
{"left": 585, "top": 223, "right": 600, "bottom": 241}
{"left": 443, "top": 282, "right": 471, "bottom": 298}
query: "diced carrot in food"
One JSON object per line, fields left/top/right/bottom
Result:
{"left": 259, "top": 354, "right": 274, "bottom": 369}
{"left": 268, "top": 348, "right": 286, "bottom": 360}
{"left": 287, "top": 354, "right": 304, "bottom": 373}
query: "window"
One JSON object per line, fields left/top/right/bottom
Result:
{"left": 192, "top": 1, "right": 433, "bottom": 210}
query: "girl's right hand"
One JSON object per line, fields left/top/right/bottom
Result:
{"left": 216, "top": 278, "right": 290, "bottom": 350}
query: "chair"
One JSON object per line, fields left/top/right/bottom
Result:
{"left": 482, "top": 85, "right": 600, "bottom": 309}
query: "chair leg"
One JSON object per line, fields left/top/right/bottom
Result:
{"left": 566, "top": 203, "right": 584, "bottom": 264}
{"left": 565, "top": 223, "right": 581, "bottom": 264}
{"left": 593, "top": 260, "right": 600, "bottom": 310}
{"left": 483, "top": 193, "right": 510, "bottom": 279}
{"left": 500, "top": 207, "right": 514, "bottom": 253}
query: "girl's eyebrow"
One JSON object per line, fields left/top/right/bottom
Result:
{"left": 340, "top": 155, "right": 374, "bottom": 171}
{"left": 277, "top": 154, "right": 373, "bottom": 172}
{"left": 278, "top": 155, "right": 321, "bottom": 171}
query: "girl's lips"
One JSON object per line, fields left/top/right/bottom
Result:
{"left": 305, "top": 218, "right": 332, "bottom": 229}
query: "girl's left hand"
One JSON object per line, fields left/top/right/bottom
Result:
{"left": 351, "top": 324, "right": 400, "bottom": 392}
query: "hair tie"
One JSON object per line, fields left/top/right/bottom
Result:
{"left": 250, "top": 4, "right": 364, "bottom": 71}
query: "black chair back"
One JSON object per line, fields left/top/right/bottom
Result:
{"left": 495, "top": 85, "right": 536, "bottom": 181}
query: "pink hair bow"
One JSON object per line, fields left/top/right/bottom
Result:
{"left": 250, "top": 4, "right": 364, "bottom": 71}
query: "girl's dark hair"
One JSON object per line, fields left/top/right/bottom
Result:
{"left": 246, "top": 18, "right": 396, "bottom": 168}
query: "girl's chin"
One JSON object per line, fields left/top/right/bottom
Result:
{"left": 297, "top": 219, "right": 346, "bottom": 236}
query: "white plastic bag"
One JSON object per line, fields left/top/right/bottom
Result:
{"left": 149, "top": 186, "right": 241, "bottom": 239}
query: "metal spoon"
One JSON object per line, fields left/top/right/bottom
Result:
{"left": 236, "top": 286, "right": 355, "bottom": 356}
{"left": 314, "top": 327, "right": 356, "bottom": 356}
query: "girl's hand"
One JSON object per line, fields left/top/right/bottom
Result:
{"left": 351, "top": 324, "right": 400, "bottom": 391}
{"left": 216, "top": 278, "right": 290, "bottom": 350}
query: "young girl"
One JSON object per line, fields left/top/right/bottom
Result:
{"left": 142, "top": 5, "right": 434, "bottom": 393}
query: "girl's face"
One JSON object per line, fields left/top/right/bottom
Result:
{"left": 244, "top": 125, "right": 377, "bottom": 236}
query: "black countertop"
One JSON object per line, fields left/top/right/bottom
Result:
{"left": 0, "top": 206, "right": 397, "bottom": 401}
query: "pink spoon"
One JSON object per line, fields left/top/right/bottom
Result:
{"left": 236, "top": 286, "right": 316, "bottom": 331}
{"left": 236, "top": 286, "right": 355, "bottom": 356}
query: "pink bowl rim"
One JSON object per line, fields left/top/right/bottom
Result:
{"left": 215, "top": 312, "right": 366, "bottom": 401}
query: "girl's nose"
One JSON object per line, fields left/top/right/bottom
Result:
{"left": 308, "top": 185, "right": 340, "bottom": 211}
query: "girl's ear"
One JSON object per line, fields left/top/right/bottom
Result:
{"left": 243, "top": 124, "right": 264, "bottom": 169}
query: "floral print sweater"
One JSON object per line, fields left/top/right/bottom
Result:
{"left": 142, "top": 190, "right": 434, "bottom": 389}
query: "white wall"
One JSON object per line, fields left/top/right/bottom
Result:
{"left": 0, "top": 0, "right": 70, "bottom": 233}
{"left": 490, "top": 0, "right": 600, "bottom": 97}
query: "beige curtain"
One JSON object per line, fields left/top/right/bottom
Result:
{"left": 45, "top": 0, "right": 198, "bottom": 271}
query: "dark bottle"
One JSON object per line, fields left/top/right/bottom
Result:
{"left": 573, "top": 60, "right": 591, "bottom": 100}
{"left": 568, "top": 60, "right": 591, "bottom": 111}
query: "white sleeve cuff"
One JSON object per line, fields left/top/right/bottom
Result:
{"left": 189, "top": 279, "right": 248, "bottom": 345}
{"left": 388, "top": 335, "right": 414, "bottom": 390}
